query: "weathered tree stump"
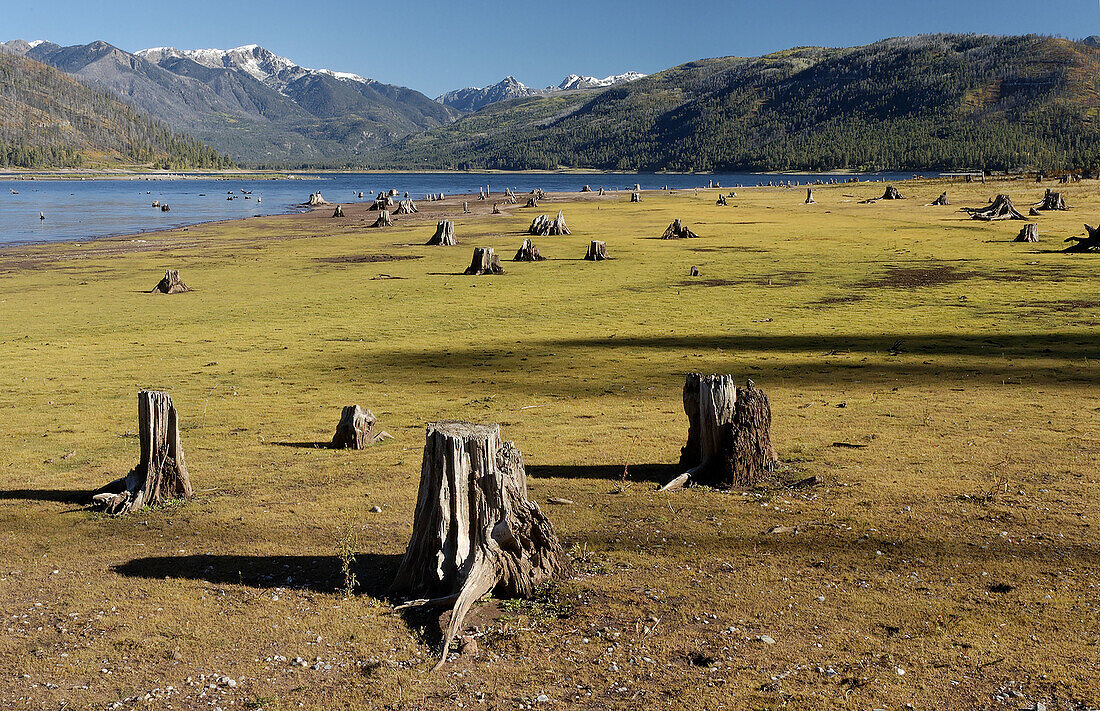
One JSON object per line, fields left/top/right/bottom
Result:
{"left": 358, "top": 192, "right": 364, "bottom": 198}
{"left": 331, "top": 405, "right": 390, "bottom": 449}
{"left": 880, "top": 185, "right": 904, "bottom": 200}
{"left": 805, "top": 188, "right": 815, "bottom": 205}
{"left": 930, "top": 192, "right": 950, "bottom": 206}
{"left": 532, "top": 188, "right": 546, "bottom": 201}
{"left": 580, "top": 185, "right": 592, "bottom": 192}
{"left": 464, "top": 247, "right": 504, "bottom": 275}
{"left": 964, "top": 194, "right": 1026, "bottom": 221}
{"left": 161, "top": 204, "right": 170, "bottom": 212}
{"left": 584, "top": 240, "right": 609, "bottom": 261}
{"left": 513, "top": 238, "right": 545, "bottom": 261}
{"left": 1065, "top": 224, "right": 1100, "bottom": 252}
{"left": 1030, "top": 207, "right": 1042, "bottom": 216}
{"left": 716, "top": 194, "right": 728, "bottom": 206}
{"left": 662, "top": 219, "right": 699, "bottom": 239}
{"left": 689, "top": 266, "right": 700, "bottom": 276}
{"left": 1035, "top": 189, "right": 1068, "bottom": 211}
{"left": 492, "top": 203, "right": 501, "bottom": 214}
{"left": 660, "top": 374, "right": 778, "bottom": 492}
{"left": 91, "top": 390, "right": 193, "bottom": 514}
{"left": 395, "top": 199, "right": 418, "bottom": 215}
{"left": 1015, "top": 223, "right": 1039, "bottom": 243}
{"left": 427, "top": 219, "right": 456, "bottom": 246}
{"left": 150, "top": 269, "right": 190, "bottom": 294}
{"left": 630, "top": 192, "right": 641, "bottom": 203}
{"left": 525, "top": 197, "right": 539, "bottom": 208}
{"left": 391, "top": 422, "right": 566, "bottom": 670}
{"left": 372, "top": 210, "right": 393, "bottom": 228}
{"left": 598, "top": 187, "right": 605, "bottom": 196}
{"left": 529, "top": 211, "right": 570, "bottom": 236}
{"left": 463, "top": 201, "right": 470, "bottom": 214}
{"left": 308, "top": 192, "right": 328, "bottom": 206}
{"left": 504, "top": 189, "right": 518, "bottom": 205}
{"left": 370, "top": 195, "right": 393, "bottom": 211}
{"left": 332, "top": 204, "right": 345, "bottom": 218}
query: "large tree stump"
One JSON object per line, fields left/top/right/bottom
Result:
{"left": 369, "top": 195, "right": 392, "bottom": 211}
{"left": 513, "top": 238, "right": 545, "bottom": 261}
{"left": 427, "top": 219, "right": 456, "bottom": 246}
{"left": 1015, "top": 223, "right": 1039, "bottom": 243}
{"left": 464, "top": 247, "right": 504, "bottom": 275}
{"left": 391, "top": 422, "right": 566, "bottom": 670}
{"left": 580, "top": 185, "right": 592, "bottom": 192}
{"left": 930, "top": 192, "right": 950, "bottom": 206}
{"left": 630, "top": 192, "right": 641, "bottom": 203}
{"left": 660, "top": 374, "right": 778, "bottom": 492}
{"left": 1035, "top": 189, "right": 1068, "bottom": 211}
{"left": 150, "top": 269, "right": 190, "bottom": 294}
{"left": 964, "top": 194, "right": 1026, "bottom": 221}
{"left": 880, "top": 185, "right": 904, "bottom": 200}
{"left": 331, "top": 405, "right": 390, "bottom": 449}
{"left": 332, "top": 205, "right": 345, "bottom": 218}
{"left": 372, "top": 210, "right": 393, "bottom": 228}
{"left": 308, "top": 192, "right": 328, "bottom": 206}
{"left": 805, "top": 188, "right": 815, "bottom": 205}
{"left": 584, "top": 240, "right": 609, "bottom": 261}
{"left": 524, "top": 197, "right": 539, "bottom": 208}
{"left": 395, "top": 199, "right": 418, "bottom": 215}
{"left": 91, "top": 391, "right": 193, "bottom": 514}
{"left": 529, "top": 211, "right": 570, "bottom": 236}
{"left": 662, "top": 219, "right": 699, "bottom": 239}
{"left": 1064, "top": 224, "right": 1100, "bottom": 252}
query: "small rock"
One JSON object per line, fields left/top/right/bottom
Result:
{"left": 535, "top": 694, "right": 549, "bottom": 703}
{"left": 758, "top": 635, "right": 776, "bottom": 645}
{"left": 369, "top": 506, "right": 382, "bottom": 513}
{"left": 459, "top": 635, "right": 479, "bottom": 657}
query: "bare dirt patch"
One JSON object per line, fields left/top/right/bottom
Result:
{"left": 859, "top": 264, "right": 979, "bottom": 289}
{"left": 314, "top": 254, "right": 423, "bottom": 265}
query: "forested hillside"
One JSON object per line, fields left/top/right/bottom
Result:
{"left": 372, "top": 34, "right": 1100, "bottom": 172}
{"left": 0, "top": 50, "right": 231, "bottom": 169}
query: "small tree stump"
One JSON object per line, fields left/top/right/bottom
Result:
{"left": 150, "top": 269, "right": 190, "bottom": 294}
{"left": 331, "top": 405, "right": 390, "bottom": 449}
{"left": 1015, "top": 223, "right": 1039, "bottom": 243}
{"left": 880, "top": 185, "right": 904, "bottom": 200}
{"left": 492, "top": 203, "right": 501, "bottom": 214}
{"left": 661, "top": 374, "right": 778, "bottom": 492}
{"left": 805, "top": 188, "right": 815, "bottom": 205}
{"left": 504, "top": 190, "right": 518, "bottom": 205}
{"left": 369, "top": 195, "right": 392, "bottom": 211}
{"left": 464, "top": 247, "right": 504, "bottom": 275}
{"left": 630, "top": 192, "right": 641, "bottom": 203}
{"left": 513, "top": 238, "right": 545, "bottom": 261}
{"left": 91, "top": 391, "right": 193, "bottom": 514}
{"left": 580, "top": 185, "right": 592, "bottom": 192}
{"left": 964, "top": 194, "right": 1026, "bottom": 221}
{"left": 1065, "top": 224, "right": 1100, "bottom": 252}
{"left": 463, "top": 201, "right": 470, "bottom": 214}
{"left": 358, "top": 192, "right": 364, "bottom": 198}
{"left": 1035, "top": 189, "right": 1068, "bottom": 211}
{"left": 930, "top": 192, "right": 950, "bottom": 206}
{"left": 308, "top": 192, "right": 328, "bottom": 206}
{"left": 525, "top": 197, "right": 539, "bottom": 208}
{"left": 584, "top": 240, "right": 609, "bottom": 261}
{"left": 427, "top": 220, "right": 456, "bottom": 246}
{"left": 332, "top": 205, "right": 345, "bottom": 218}
{"left": 391, "top": 422, "right": 566, "bottom": 669}
{"left": 662, "top": 219, "right": 699, "bottom": 239}
{"left": 532, "top": 188, "right": 546, "bottom": 201}
{"left": 716, "top": 194, "right": 728, "bottom": 206}
{"left": 598, "top": 187, "right": 605, "bottom": 196}
{"left": 161, "top": 204, "right": 170, "bottom": 212}
{"left": 689, "top": 266, "right": 700, "bottom": 276}
{"left": 372, "top": 210, "right": 393, "bottom": 228}
{"left": 395, "top": 199, "right": 418, "bottom": 215}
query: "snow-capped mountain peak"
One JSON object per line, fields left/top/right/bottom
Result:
{"left": 557, "top": 71, "right": 646, "bottom": 90}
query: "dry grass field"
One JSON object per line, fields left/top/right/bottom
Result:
{"left": 0, "top": 178, "right": 1097, "bottom": 710}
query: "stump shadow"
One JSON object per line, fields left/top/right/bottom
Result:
{"left": 527, "top": 463, "right": 674, "bottom": 484}
{"left": 271, "top": 441, "right": 335, "bottom": 449}
{"left": 112, "top": 553, "right": 402, "bottom": 598}
{"left": 0, "top": 489, "right": 88, "bottom": 504}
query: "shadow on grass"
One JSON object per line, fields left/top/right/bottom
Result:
{"left": 527, "top": 463, "right": 674, "bottom": 484}
{"left": 271, "top": 441, "right": 334, "bottom": 449}
{"left": 113, "top": 553, "right": 402, "bottom": 598}
{"left": 0, "top": 489, "right": 88, "bottom": 504}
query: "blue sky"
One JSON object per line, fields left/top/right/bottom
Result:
{"left": 3, "top": 0, "right": 1099, "bottom": 96}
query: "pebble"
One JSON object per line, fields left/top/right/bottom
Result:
{"left": 369, "top": 506, "right": 383, "bottom": 513}
{"left": 758, "top": 635, "right": 776, "bottom": 645}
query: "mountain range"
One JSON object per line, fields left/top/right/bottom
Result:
{"left": 5, "top": 34, "right": 1100, "bottom": 172}
{"left": 436, "top": 72, "right": 646, "bottom": 112}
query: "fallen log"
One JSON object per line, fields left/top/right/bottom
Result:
{"left": 391, "top": 422, "right": 566, "bottom": 670}
{"left": 661, "top": 374, "right": 778, "bottom": 491}
{"left": 91, "top": 391, "right": 193, "bottom": 514}
{"left": 1064, "top": 224, "right": 1100, "bottom": 252}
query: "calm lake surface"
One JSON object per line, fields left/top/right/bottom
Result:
{"left": 0, "top": 171, "right": 924, "bottom": 246}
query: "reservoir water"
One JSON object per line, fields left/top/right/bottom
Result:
{"left": 0, "top": 171, "right": 924, "bottom": 246}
